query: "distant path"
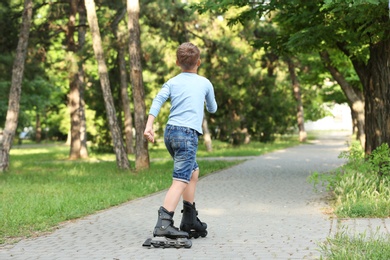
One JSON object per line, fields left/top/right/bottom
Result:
{"left": 1, "top": 131, "right": 388, "bottom": 259}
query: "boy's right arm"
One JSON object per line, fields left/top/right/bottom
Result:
{"left": 205, "top": 86, "right": 218, "bottom": 113}
{"left": 144, "top": 83, "right": 170, "bottom": 143}
{"left": 144, "top": 114, "right": 156, "bottom": 143}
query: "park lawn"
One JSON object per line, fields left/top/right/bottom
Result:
{"left": 0, "top": 137, "right": 301, "bottom": 245}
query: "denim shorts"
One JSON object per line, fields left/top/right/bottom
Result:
{"left": 164, "top": 124, "right": 199, "bottom": 183}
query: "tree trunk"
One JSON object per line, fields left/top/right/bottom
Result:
{"left": 202, "top": 115, "right": 212, "bottom": 152}
{"left": 68, "top": 60, "right": 82, "bottom": 159}
{"left": 78, "top": 0, "right": 89, "bottom": 159}
{"left": 202, "top": 39, "right": 216, "bottom": 150}
{"left": 35, "top": 113, "right": 42, "bottom": 143}
{"left": 111, "top": 8, "right": 134, "bottom": 154}
{"left": 68, "top": 0, "right": 81, "bottom": 160}
{"left": 127, "top": 0, "right": 149, "bottom": 170}
{"left": 286, "top": 58, "right": 307, "bottom": 142}
{"left": 319, "top": 50, "right": 365, "bottom": 149}
{"left": 119, "top": 51, "right": 134, "bottom": 154}
{"left": 85, "top": 0, "right": 130, "bottom": 169}
{"left": 364, "top": 39, "right": 390, "bottom": 155}
{"left": 0, "top": 0, "right": 32, "bottom": 172}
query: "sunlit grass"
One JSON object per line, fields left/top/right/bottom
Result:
{"left": 148, "top": 136, "right": 301, "bottom": 158}
{"left": 319, "top": 231, "right": 390, "bottom": 259}
{"left": 308, "top": 141, "right": 390, "bottom": 218}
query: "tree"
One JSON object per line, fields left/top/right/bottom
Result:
{"left": 127, "top": 0, "right": 149, "bottom": 170}
{"left": 288, "top": 1, "right": 386, "bottom": 154}
{"left": 319, "top": 50, "right": 365, "bottom": 148}
{"left": 286, "top": 57, "right": 307, "bottom": 142}
{"left": 141, "top": 0, "right": 216, "bottom": 149}
{"left": 66, "top": 0, "right": 89, "bottom": 159}
{"left": 78, "top": 0, "right": 89, "bottom": 158}
{"left": 1, "top": 0, "right": 335, "bottom": 150}
{"left": 314, "top": 0, "right": 389, "bottom": 154}
{"left": 67, "top": 0, "right": 83, "bottom": 159}
{"left": 111, "top": 7, "right": 134, "bottom": 154}
{"left": 85, "top": 0, "right": 130, "bottom": 169}
{"left": 0, "top": 0, "right": 33, "bottom": 172}
{"left": 201, "top": 38, "right": 217, "bottom": 149}
{"left": 254, "top": 22, "right": 308, "bottom": 143}
{"left": 271, "top": 1, "right": 365, "bottom": 146}
{"left": 197, "top": 0, "right": 390, "bottom": 154}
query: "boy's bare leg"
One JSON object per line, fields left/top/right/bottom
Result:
{"left": 180, "top": 169, "right": 208, "bottom": 238}
{"left": 182, "top": 169, "right": 199, "bottom": 204}
{"left": 151, "top": 180, "right": 190, "bottom": 244}
{"left": 163, "top": 180, "right": 188, "bottom": 212}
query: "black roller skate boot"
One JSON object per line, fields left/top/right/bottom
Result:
{"left": 143, "top": 206, "right": 191, "bottom": 248}
{"left": 180, "top": 201, "right": 208, "bottom": 239}
{"left": 153, "top": 206, "right": 189, "bottom": 238}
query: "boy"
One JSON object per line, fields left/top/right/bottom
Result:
{"left": 144, "top": 42, "right": 218, "bottom": 245}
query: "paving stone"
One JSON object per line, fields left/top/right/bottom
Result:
{"left": 1, "top": 132, "right": 388, "bottom": 260}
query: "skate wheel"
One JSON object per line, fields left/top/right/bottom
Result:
{"left": 185, "top": 240, "right": 192, "bottom": 248}
{"left": 177, "top": 238, "right": 192, "bottom": 248}
{"left": 152, "top": 241, "right": 164, "bottom": 248}
{"left": 191, "top": 233, "right": 200, "bottom": 239}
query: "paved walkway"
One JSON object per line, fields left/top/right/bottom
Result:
{"left": 1, "top": 132, "right": 389, "bottom": 259}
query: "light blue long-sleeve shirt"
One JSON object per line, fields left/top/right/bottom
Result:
{"left": 149, "top": 72, "right": 218, "bottom": 134}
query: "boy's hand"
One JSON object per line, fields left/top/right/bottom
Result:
{"left": 144, "top": 127, "right": 155, "bottom": 143}
{"left": 144, "top": 114, "right": 156, "bottom": 143}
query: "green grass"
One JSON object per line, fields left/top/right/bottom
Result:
{"left": 308, "top": 141, "right": 390, "bottom": 218}
{"left": 0, "top": 137, "right": 300, "bottom": 245}
{"left": 308, "top": 141, "right": 390, "bottom": 259}
{"left": 149, "top": 135, "right": 301, "bottom": 158}
{"left": 1, "top": 159, "right": 239, "bottom": 244}
{"left": 319, "top": 231, "right": 390, "bottom": 260}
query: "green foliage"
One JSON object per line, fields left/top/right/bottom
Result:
{"left": 195, "top": 0, "right": 356, "bottom": 142}
{"left": 0, "top": 53, "right": 62, "bottom": 133}
{"left": 319, "top": 231, "right": 390, "bottom": 260}
{"left": 0, "top": 1, "right": 20, "bottom": 53}
{"left": 338, "top": 141, "right": 365, "bottom": 169}
{"left": 369, "top": 143, "right": 390, "bottom": 177}
{"left": 140, "top": 1, "right": 302, "bottom": 143}
{"left": 308, "top": 142, "right": 390, "bottom": 218}
{"left": 322, "top": 0, "right": 389, "bottom": 48}
{"left": 0, "top": 53, "right": 13, "bottom": 126}
{"left": 1, "top": 0, "right": 360, "bottom": 148}
{"left": 323, "top": 0, "right": 385, "bottom": 8}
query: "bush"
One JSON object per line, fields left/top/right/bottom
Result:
{"left": 369, "top": 143, "right": 390, "bottom": 177}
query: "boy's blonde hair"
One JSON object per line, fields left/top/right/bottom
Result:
{"left": 176, "top": 42, "right": 200, "bottom": 70}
